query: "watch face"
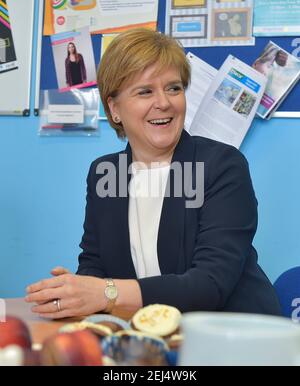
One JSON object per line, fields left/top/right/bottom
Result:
{"left": 105, "top": 286, "right": 118, "bottom": 300}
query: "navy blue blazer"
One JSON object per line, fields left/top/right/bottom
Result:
{"left": 77, "top": 130, "right": 282, "bottom": 316}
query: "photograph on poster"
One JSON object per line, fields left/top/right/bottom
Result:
{"left": 51, "top": 26, "right": 97, "bottom": 91}
{"left": 214, "top": 78, "right": 241, "bottom": 107}
{"left": 212, "top": 9, "right": 251, "bottom": 40}
{"left": 233, "top": 91, "right": 256, "bottom": 117}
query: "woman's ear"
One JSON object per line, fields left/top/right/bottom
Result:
{"left": 107, "top": 96, "right": 118, "bottom": 120}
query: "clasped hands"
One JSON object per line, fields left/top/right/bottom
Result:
{"left": 25, "top": 267, "right": 106, "bottom": 319}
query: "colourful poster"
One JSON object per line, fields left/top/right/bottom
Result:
{"left": 166, "top": 0, "right": 254, "bottom": 48}
{"left": 50, "top": 27, "right": 97, "bottom": 92}
{"left": 253, "top": 42, "right": 300, "bottom": 118}
{"left": 44, "top": 0, "right": 158, "bottom": 35}
{"left": 0, "top": 0, "right": 18, "bottom": 73}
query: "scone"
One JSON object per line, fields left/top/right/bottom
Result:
{"left": 131, "top": 304, "right": 181, "bottom": 337}
{"left": 59, "top": 321, "right": 113, "bottom": 337}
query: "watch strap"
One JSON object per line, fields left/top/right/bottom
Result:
{"left": 103, "top": 278, "right": 117, "bottom": 313}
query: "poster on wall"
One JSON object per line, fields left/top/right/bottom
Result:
{"left": 254, "top": 0, "right": 300, "bottom": 37}
{"left": 44, "top": 0, "right": 159, "bottom": 35}
{"left": 0, "top": 0, "right": 18, "bottom": 74}
{"left": 165, "top": 0, "right": 255, "bottom": 48}
{"left": 50, "top": 26, "right": 97, "bottom": 92}
{"left": 253, "top": 41, "right": 300, "bottom": 119}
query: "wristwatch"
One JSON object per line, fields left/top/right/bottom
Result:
{"left": 103, "top": 278, "right": 118, "bottom": 313}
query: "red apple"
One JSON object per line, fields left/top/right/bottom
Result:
{"left": 0, "top": 316, "right": 32, "bottom": 349}
{"left": 40, "top": 330, "right": 103, "bottom": 366}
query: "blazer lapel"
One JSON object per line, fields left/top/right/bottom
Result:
{"left": 157, "top": 130, "right": 196, "bottom": 274}
{"left": 104, "top": 146, "right": 137, "bottom": 279}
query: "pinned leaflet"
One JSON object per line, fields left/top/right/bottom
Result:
{"left": 189, "top": 55, "right": 267, "bottom": 149}
{"left": 253, "top": 41, "right": 300, "bottom": 119}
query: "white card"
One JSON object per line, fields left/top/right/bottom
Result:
{"left": 48, "top": 104, "right": 84, "bottom": 124}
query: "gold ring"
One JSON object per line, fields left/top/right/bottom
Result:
{"left": 53, "top": 299, "right": 61, "bottom": 312}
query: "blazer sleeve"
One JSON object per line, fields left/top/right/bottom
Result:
{"left": 79, "top": 54, "right": 87, "bottom": 82}
{"left": 65, "top": 58, "right": 71, "bottom": 86}
{"left": 138, "top": 146, "right": 258, "bottom": 312}
{"left": 76, "top": 163, "right": 106, "bottom": 278}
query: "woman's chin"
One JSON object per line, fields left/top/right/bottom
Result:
{"left": 149, "top": 138, "right": 177, "bottom": 152}
{"left": 147, "top": 131, "right": 181, "bottom": 152}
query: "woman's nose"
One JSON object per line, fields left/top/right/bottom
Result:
{"left": 153, "top": 91, "right": 171, "bottom": 110}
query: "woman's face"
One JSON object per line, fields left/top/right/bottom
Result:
{"left": 108, "top": 65, "right": 186, "bottom": 159}
{"left": 68, "top": 44, "right": 75, "bottom": 54}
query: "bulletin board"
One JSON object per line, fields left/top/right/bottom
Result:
{"left": 0, "top": 0, "right": 34, "bottom": 116}
{"left": 39, "top": 0, "right": 300, "bottom": 117}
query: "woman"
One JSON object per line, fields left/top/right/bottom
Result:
{"left": 253, "top": 45, "right": 279, "bottom": 76}
{"left": 25, "top": 29, "right": 281, "bottom": 318}
{"left": 65, "top": 42, "right": 87, "bottom": 87}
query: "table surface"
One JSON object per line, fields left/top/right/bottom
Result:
{"left": 5, "top": 298, "right": 132, "bottom": 345}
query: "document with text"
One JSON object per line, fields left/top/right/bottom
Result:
{"left": 189, "top": 55, "right": 267, "bottom": 149}
{"left": 184, "top": 52, "right": 217, "bottom": 132}
{"left": 44, "top": 0, "right": 158, "bottom": 35}
{"left": 165, "top": 0, "right": 255, "bottom": 48}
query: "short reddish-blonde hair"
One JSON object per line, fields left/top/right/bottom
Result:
{"left": 97, "top": 28, "right": 191, "bottom": 138}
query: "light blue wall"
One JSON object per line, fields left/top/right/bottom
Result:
{"left": 1, "top": 115, "right": 300, "bottom": 298}
{"left": 0, "top": 2, "right": 299, "bottom": 298}
{"left": 242, "top": 118, "right": 300, "bottom": 282}
{"left": 0, "top": 117, "right": 124, "bottom": 298}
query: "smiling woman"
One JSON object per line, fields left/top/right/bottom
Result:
{"left": 106, "top": 64, "right": 186, "bottom": 165}
{"left": 98, "top": 28, "right": 190, "bottom": 142}
{"left": 25, "top": 28, "right": 282, "bottom": 319}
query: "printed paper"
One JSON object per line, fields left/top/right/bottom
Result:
{"left": 0, "top": 0, "right": 18, "bottom": 74}
{"left": 189, "top": 55, "right": 267, "bottom": 148}
{"left": 50, "top": 26, "right": 97, "bottom": 92}
{"left": 165, "top": 0, "right": 255, "bottom": 47}
{"left": 254, "top": 0, "right": 300, "bottom": 37}
{"left": 253, "top": 41, "right": 300, "bottom": 119}
{"left": 44, "top": 0, "right": 158, "bottom": 35}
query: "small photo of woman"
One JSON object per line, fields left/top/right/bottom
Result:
{"left": 51, "top": 27, "right": 97, "bottom": 91}
{"left": 65, "top": 42, "right": 87, "bottom": 87}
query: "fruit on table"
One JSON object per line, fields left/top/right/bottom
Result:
{"left": 40, "top": 330, "right": 103, "bottom": 366}
{"left": 0, "top": 316, "right": 32, "bottom": 349}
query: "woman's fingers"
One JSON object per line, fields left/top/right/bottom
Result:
{"left": 26, "top": 275, "right": 67, "bottom": 294}
{"left": 31, "top": 298, "right": 73, "bottom": 314}
{"left": 32, "top": 298, "right": 79, "bottom": 319}
{"left": 51, "top": 266, "right": 70, "bottom": 276}
{"left": 35, "top": 300, "right": 50, "bottom": 306}
{"left": 25, "top": 287, "right": 64, "bottom": 304}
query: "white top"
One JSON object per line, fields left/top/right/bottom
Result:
{"left": 128, "top": 163, "right": 170, "bottom": 279}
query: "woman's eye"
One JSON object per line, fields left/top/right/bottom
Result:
{"left": 167, "top": 85, "right": 183, "bottom": 93}
{"left": 138, "top": 89, "right": 152, "bottom": 96}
